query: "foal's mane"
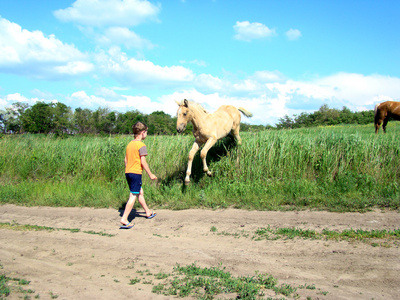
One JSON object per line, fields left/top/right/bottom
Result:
{"left": 184, "top": 100, "right": 208, "bottom": 115}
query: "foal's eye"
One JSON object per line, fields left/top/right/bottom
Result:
{"left": 183, "top": 113, "right": 187, "bottom": 116}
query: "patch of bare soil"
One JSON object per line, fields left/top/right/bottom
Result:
{"left": 0, "top": 204, "right": 399, "bottom": 299}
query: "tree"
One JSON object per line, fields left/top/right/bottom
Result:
{"left": 0, "top": 102, "right": 29, "bottom": 133}
{"left": 240, "top": 123, "right": 267, "bottom": 132}
{"left": 115, "top": 110, "right": 143, "bottom": 134}
{"left": 294, "top": 112, "right": 314, "bottom": 128}
{"left": 146, "top": 111, "right": 175, "bottom": 135}
{"left": 52, "top": 102, "right": 73, "bottom": 135}
{"left": 19, "top": 102, "right": 72, "bottom": 134}
{"left": 104, "top": 111, "right": 116, "bottom": 134}
{"left": 276, "top": 115, "right": 294, "bottom": 129}
{"left": 314, "top": 104, "right": 341, "bottom": 125}
{"left": 0, "top": 109, "right": 5, "bottom": 133}
{"left": 91, "top": 107, "right": 112, "bottom": 134}
{"left": 354, "top": 110, "right": 374, "bottom": 125}
{"left": 338, "top": 106, "right": 354, "bottom": 124}
{"left": 21, "top": 102, "right": 54, "bottom": 133}
{"left": 74, "top": 108, "right": 94, "bottom": 134}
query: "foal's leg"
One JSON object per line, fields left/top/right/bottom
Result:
{"left": 200, "top": 138, "right": 218, "bottom": 176}
{"left": 231, "top": 124, "right": 242, "bottom": 144}
{"left": 185, "top": 142, "right": 200, "bottom": 184}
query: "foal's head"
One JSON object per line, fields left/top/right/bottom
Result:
{"left": 176, "top": 99, "right": 192, "bottom": 133}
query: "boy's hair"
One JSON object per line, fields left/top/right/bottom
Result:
{"left": 132, "top": 121, "right": 148, "bottom": 136}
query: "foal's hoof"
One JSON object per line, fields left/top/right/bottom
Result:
{"left": 184, "top": 180, "right": 191, "bottom": 185}
{"left": 206, "top": 171, "right": 212, "bottom": 177}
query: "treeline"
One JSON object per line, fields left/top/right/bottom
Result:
{"left": 0, "top": 101, "right": 375, "bottom": 135}
{"left": 0, "top": 101, "right": 180, "bottom": 135}
{"left": 276, "top": 104, "right": 374, "bottom": 129}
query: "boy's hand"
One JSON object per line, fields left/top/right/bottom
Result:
{"left": 150, "top": 174, "right": 157, "bottom": 180}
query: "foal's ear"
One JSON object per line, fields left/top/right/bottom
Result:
{"left": 183, "top": 99, "right": 189, "bottom": 107}
{"left": 175, "top": 100, "right": 181, "bottom": 106}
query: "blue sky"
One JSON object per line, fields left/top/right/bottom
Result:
{"left": 0, "top": 0, "right": 399, "bottom": 125}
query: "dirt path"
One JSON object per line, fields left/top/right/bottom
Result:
{"left": 0, "top": 204, "right": 399, "bottom": 299}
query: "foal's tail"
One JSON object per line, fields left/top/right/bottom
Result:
{"left": 238, "top": 107, "right": 253, "bottom": 118}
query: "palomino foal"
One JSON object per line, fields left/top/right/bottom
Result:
{"left": 176, "top": 99, "right": 252, "bottom": 184}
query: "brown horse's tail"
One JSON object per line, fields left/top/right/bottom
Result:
{"left": 374, "top": 103, "right": 380, "bottom": 123}
{"left": 374, "top": 103, "right": 380, "bottom": 117}
{"left": 374, "top": 103, "right": 381, "bottom": 133}
{"left": 238, "top": 107, "right": 253, "bottom": 118}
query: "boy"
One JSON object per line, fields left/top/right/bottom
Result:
{"left": 120, "top": 121, "right": 157, "bottom": 229}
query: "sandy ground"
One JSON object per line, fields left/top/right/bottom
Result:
{"left": 0, "top": 204, "right": 399, "bottom": 300}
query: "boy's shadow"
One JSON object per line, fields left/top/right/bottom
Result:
{"left": 117, "top": 206, "right": 149, "bottom": 223}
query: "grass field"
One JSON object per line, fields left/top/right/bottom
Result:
{"left": 0, "top": 122, "right": 399, "bottom": 212}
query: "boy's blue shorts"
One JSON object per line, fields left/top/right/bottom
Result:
{"left": 125, "top": 173, "right": 142, "bottom": 195}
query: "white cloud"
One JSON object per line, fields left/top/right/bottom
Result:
{"left": 67, "top": 90, "right": 163, "bottom": 114}
{"left": 31, "top": 89, "right": 56, "bottom": 100}
{"left": 121, "top": 95, "right": 161, "bottom": 114}
{"left": 285, "top": 28, "right": 302, "bottom": 40}
{"left": 94, "top": 87, "right": 122, "bottom": 100}
{"left": 0, "top": 93, "right": 56, "bottom": 110}
{"left": 0, "top": 98, "right": 7, "bottom": 108}
{"left": 97, "top": 27, "right": 155, "bottom": 49}
{"left": 54, "top": 1, "right": 161, "bottom": 50}
{"left": 54, "top": 61, "right": 94, "bottom": 75}
{"left": 4, "top": 93, "right": 31, "bottom": 103}
{"left": 97, "top": 47, "right": 194, "bottom": 87}
{"left": 54, "top": 0, "right": 161, "bottom": 27}
{"left": 68, "top": 90, "right": 110, "bottom": 108}
{"left": 0, "top": 17, "right": 93, "bottom": 79}
{"left": 194, "top": 72, "right": 281, "bottom": 97}
{"left": 234, "top": 21, "right": 276, "bottom": 42}
{"left": 194, "top": 74, "right": 224, "bottom": 92}
{"left": 121, "top": 58, "right": 194, "bottom": 84}
{"left": 232, "top": 79, "right": 259, "bottom": 93}
{"left": 251, "top": 70, "right": 286, "bottom": 83}
{"left": 263, "top": 73, "right": 400, "bottom": 119}
{"left": 179, "top": 59, "right": 207, "bottom": 67}
{"left": 316, "top": 73, "right": 400, "bottom": 106}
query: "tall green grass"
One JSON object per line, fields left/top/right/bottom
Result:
{"left": 0, "top": 123, "right": 399, "bottom": 211}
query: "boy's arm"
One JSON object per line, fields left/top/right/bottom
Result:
{"left": 141, "top": 156, "right": 157, "bottom": 180}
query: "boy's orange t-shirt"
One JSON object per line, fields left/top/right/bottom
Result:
{"left": 125, "top": 140, "right": 148, "bottom": 174}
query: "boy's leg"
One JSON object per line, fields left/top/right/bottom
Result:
{"left": 120, "top": 193, "right": 137, "bottom": 225}
{"left": 138, "top": 188, "right": 153, "bottom": 218}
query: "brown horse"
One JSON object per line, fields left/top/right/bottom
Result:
{"left": 176, "top": 99, "right": 252, "bottom": 184}
{"left": 374, "top": 101, "right": 400, "bottom": 133}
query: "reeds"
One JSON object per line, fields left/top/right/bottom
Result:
{"left": 0, "top": 123, "right": 399, "bottom": 211}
